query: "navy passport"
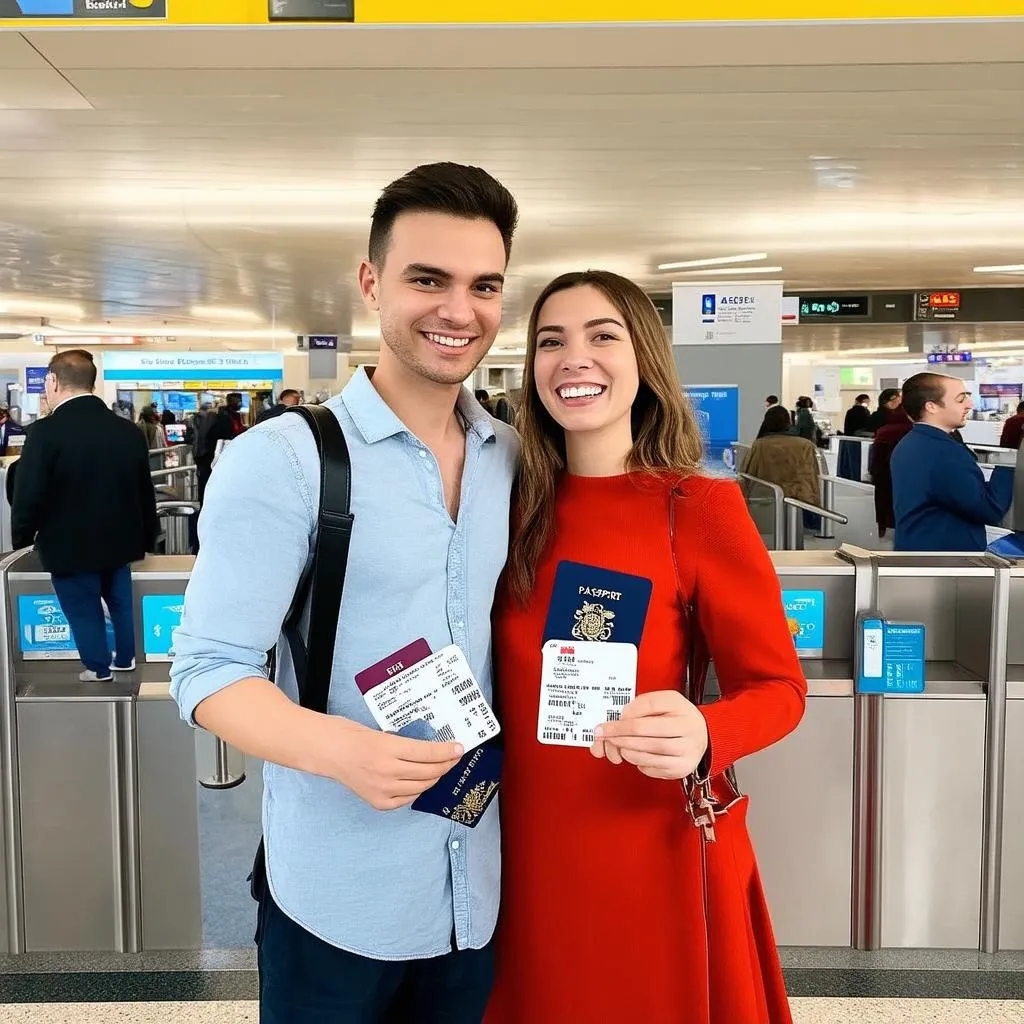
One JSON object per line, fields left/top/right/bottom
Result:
{"left": 397, "top": 719, "right": 502, "bottom": 828}
{"left": 543, "top": 561, "right": 653, "bottom": 646}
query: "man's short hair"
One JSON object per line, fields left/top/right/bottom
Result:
{"left": 367, "top": 163, "right": 519, "bottom": 267}
{"left": 48, "top": 349, "right": 97, "bottom": 392}
{"left": 856, "top": 393, "right": 871, "bottom": 403}
{"left": 279, "top": 389, "right": 301, "bottom": 402}
{"left": 901, "top": 373, "right": 951, "bottom": 421}
{"left": 1018, "top": 401, "right": 1024, "bottom": 414}
{"left": 766, "top": 395, "right": 779, "bottom": 405}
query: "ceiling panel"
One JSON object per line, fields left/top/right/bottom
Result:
{"left": 0, "top": 21, "right": 1022, "bottom": 351}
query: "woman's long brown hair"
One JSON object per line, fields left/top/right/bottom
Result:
{"left": 506, "top": 270, "right": 705, "bottom": 602}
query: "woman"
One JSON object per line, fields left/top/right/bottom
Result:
{"left": 869, "top": 399, "right": 913, "bottom": 538}
{"left": 487, "top": 271, "right": 806, "bottom": 1024}
{"left": 794, "top": 395, "right": 818, "bottom": 444}
{"left": 744, "top": 404, "right": 822, "bottom": 535}
{"left": 138, "top": 407, "right": 166, "bottom": 471}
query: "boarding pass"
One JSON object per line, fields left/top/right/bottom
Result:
{"left": 538, "top": 639, "right": 637, "bottom": 747}
{"left": 363, "top": 644, "right": 500, "bottom": 749}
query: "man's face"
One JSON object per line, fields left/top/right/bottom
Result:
{"left": 43, "top": 371, "right": 57, "bottom": 409}
{"left": 929, "top": 378, "right": 973, "bottom": 430}
{"left": 228, "top": 395, "right": 242, "bottom": 412}
{"left": 359, "top": 211, "right": 507, "bottom": 387}
{"left": 282, "top": 392, "right": 300, "bottom": 407}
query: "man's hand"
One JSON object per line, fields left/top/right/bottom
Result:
{"left": 591, "top": 690, "right": 708, "bottom": 781}
{"left": 322, "top": 719, "right": 463, "bottom": 810}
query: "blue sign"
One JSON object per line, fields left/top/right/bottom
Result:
{"left": 18, "top": 594, "right": 115, "bottom": 660}
{"left": 307, "top": 335, "right": 339, "bottom": 350}
{"left": 142, "top": 594, "right": 184, "bottom": 662}
{"left": 928, "top": 351, "right": 972, "bottom": 364}
{"left": 684, "top": 385, "right": 740, "bottom": 468}
{"left": 857, "top": 617, "right": 926, "bottom": 694}
{"left": 25, "top": 367, "right": 48, "bottom": 395}
{"left": 782, "top": 589, "right": 825, "bottom": 658}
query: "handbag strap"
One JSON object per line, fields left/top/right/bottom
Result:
{"left": 281, "top": 404, "right": 354, "bottom": 715}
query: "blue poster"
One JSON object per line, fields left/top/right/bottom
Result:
{"left": 25, "top": 367, "right": 48, "bottom": 395}
{"left": 142, "top": 594, "right": 185, "bottom": 662}
{"left": 684, "top": 385, "right": 740, "bottom": 471}
{"left": 857, "top": 618, "right": 926, "bottom": 694}
{"left": 18, "top": 594, "right": 115, "bottom": 660}
{"left": 782, "top": 589, "right": 825, "bottom": 658}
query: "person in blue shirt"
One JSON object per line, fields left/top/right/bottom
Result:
{"left": 170, "top": 163, "right": 520, "bottom": 1024}
{"left": 891, "top": 372, "right": 1013, "bottom": 551}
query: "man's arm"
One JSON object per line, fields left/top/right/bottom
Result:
{"left": 931, "top": 451, "right": 1014, "bottom": 526}
{"left": 170, "top": 426, "right": 461, "bottom": 810}
{"left": 11, "top": 429, "right": 50, "bottom": 550}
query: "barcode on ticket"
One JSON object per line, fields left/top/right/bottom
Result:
{"left": 605, "top": 710, "right": 621, "bottom": 721}
{"left": 611, "top": 694, "right": 630, "bottom": 706}
{"left": 434, "top": 723, "right": 457, "bottom": 743}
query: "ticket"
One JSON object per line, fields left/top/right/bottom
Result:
{"left": 538, "top": 639, "right": 638, "bottom": 747}
{"left": 363, "top": 644, "right": 500, "bottom": 749}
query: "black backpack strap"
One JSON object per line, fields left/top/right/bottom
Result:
{"left": 280, "top": 404, "right": 354, "bottom": 714}
{"left": 252, "top": 403, "right": 354, "bottom": 915}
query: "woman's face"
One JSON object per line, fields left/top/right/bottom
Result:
{"left": 531, "top": 285, "right": 640, "bottom": 438}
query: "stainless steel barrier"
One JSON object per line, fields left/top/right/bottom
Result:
{"left": 151, "top": 465, "right": 198, "bottom": 503}
{"left": 155, "top": 501, "right": 198, "bottom": 557}
{"left": 736, "top": 472, "right": 784, "bottom": 550}
{"left": 783, "top": 497, "right": 848, "bottom": 551}
{"left": 199, "top": 735, "right": 245, "bottom": 790}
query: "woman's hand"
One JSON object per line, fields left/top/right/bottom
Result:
{"left": 591, "top": 690, "right": 709, "bottom": 780}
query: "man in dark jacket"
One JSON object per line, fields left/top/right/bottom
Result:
{"left": 1000, "top": 401, "right": 1024, "bottom": 450}
{"left": 12, "top": 350, "right": 158, "bottom": 681}
{"left": 196, "top": 393, "right": 246, "bottom": 500}
{"left": 843, "top": 394, "right": 873, "bottom": 436}
{"left": 255, "top": 388, "right": 301, "bottom": 424}
{"left": 867, "top": 388, "right": 902, "bottom": 433}
{"left": 891, "top": 372, "right": 1014, "bottom": 552}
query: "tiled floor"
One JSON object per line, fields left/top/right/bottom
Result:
{"left": 3, "top": 999, "right": 1024, "bottom": 1023}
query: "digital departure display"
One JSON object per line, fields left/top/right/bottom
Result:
{"left": 926, "top": 291, "right": 961, "bottom": 309}
{"left": 915, "top": 291, "right": 961, "bottom": 321}
{"left": 798, "top": 296, "right": 870, "bottom": 318}
{"left": 927, "top": 352, "right": 973, "bottom": 364}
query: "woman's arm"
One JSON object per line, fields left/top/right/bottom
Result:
{"left": 692, "top": 480, "right": 807, "bottom": 778}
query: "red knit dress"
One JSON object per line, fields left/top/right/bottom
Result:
{"left": 486, "top": 472, "right": 806, "bottom": 1024}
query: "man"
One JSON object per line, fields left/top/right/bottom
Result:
{"left": 843, "top": 393, "right": 872, "bottom": 436}
{"left": 11, "top": 350, "right": 158, "bottom": 681}
{"left": 255, "top": 388, "right": 302, "bottom": 424}
{"left": 195, "top": 393, "right": 244, "bottom": 500}
{"left": 765, "top": 394, "right": 779, "bottom": 410}
{"left": 171, "top": 163, "right": 520, "bottom": 1023}
{"left": 867, "top": 387, "right": 902, "bottom": 433}
{"left": 1000, "top": 400, "right": 1024, "bottom": 450}
{"left": 0, "top": 402, "right": 25, "bottom": 454}
{"left": 891, "top": 372, "right": 1014, "bottom": 551}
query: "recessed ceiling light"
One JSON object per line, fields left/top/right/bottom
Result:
{"left": 672, "top": 266, "right": 783, "bottom": 277}
{"left": 657, "top": 253, "right": 768, "bottom": 271}
{"left": 973, "top": 264, "right": 1024, "bottom": 273}
{"left": 190, "top": 305, "right": 265, "bottom": 323}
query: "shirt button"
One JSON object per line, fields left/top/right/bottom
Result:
{"left": 451, "top": 840, "right": 460, "bottom": 851}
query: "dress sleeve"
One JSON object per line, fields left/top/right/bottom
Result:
{"left": 683, "top": 479, "right": 807, "bottom": 777}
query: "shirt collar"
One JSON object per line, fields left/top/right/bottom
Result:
{"left": 341, "top": 366, "right": 496, "bottom": 445}
{"left": 915, "top": 422, "right": 954, "bottom": 439}
{"left": 52, "top": 392, "right": 96, "bottom": 413}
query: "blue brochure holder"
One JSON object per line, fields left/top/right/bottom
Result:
{"left": 856, "top": 613, "right": 926, "bottom": 695}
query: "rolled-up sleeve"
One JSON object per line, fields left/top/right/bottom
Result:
{"left": 170, "top": 427, "right": 316, "bottom": 725}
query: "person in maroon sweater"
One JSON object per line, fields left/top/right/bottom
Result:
{"left": 999, "top": 401, "right": 1024, "bottom": 450}
{"left": 870, "top": 403, "right": 914, "bottom": 537}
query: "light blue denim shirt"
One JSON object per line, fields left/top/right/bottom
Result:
{"left": 170, "top": 368, "right": 519, "bottom": 959}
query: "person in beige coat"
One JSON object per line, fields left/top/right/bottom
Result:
{"left": 742, "top": 406, "right": 822, "bottom": 539}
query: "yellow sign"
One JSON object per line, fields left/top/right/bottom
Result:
{"left": 2, "top": 0, "right": 1023, "bottom": 27}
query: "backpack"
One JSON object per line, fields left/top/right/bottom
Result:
{"left": 248, "top": 403, "right": 354, "bottom": 904}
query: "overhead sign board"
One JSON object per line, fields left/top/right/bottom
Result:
{"left": 102, "top": 351, "right": 284, "bottom": 382}
{"left": 927, "top": 351, "right": 972, "bottom": 364}
{"left": 915, "top": 290, "right": 962, "bottom": 321}
{"left": 673, "top": 282, "right": 783, "bottom": 347}
{"left": 25, "top": 367, "right": 48, "bottom": 394}
{"left": 799, "top": 295, "right": 870, "bottom": 318}
{"left": 4, "top": 0, "right": 1023, "bottom": 26}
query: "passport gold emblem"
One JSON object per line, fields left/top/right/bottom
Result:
{"left": 572, "top": 601, "right": 615, "bottom": 642}
{"left": 450, "top": 780, "right": 498, "bottom": 825}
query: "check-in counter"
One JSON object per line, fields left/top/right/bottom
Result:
{"left": 743, "top": 550, "right": 858, "bottom": 947}
{"left": 0, "top": 550, "right": 201, "bottom": 954}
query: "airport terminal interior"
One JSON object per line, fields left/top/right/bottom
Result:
{"left": 2, "top": 6, "right": 1024, "bottom": 1022}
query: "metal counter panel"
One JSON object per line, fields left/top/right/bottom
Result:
{"left": 17, "top": 700, "right": 120, "bottom": 951}
{"left": 136, "top": 695, "right": 202, "bottom": 950}
{"left": 1000, "top": 695, "right": 1024, "bottom": 950}
{"left": 881, "top": 695, "right": 986, "bottom": 948}
{"left": 741, "top": 695, "right": 855, "bottom": 947}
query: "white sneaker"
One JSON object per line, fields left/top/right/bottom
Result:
{"left": 112, "top": 659, "right": 136, "bottom": 673}
{"left": 80, "top": 670, "right": 113, "bottom": 683}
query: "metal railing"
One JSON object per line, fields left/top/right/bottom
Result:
{"left": 736, "top": 472, "right": 784, "bottom": 550}
{"left": 151, "top": 464, "right": 198, "bottom": 503}
{"left": 155, "top": 500, "right": 199, "bottom": 556}
{"left": 782, "top": 497, "right": 849, "bottom": 551}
